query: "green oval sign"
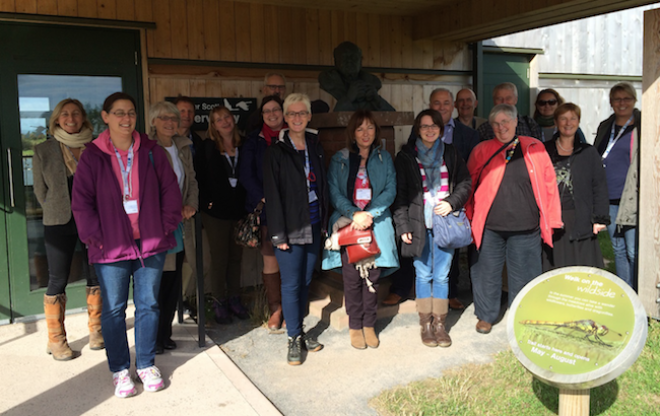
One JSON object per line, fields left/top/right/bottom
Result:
{"left": 508, "top": 266, "right": 647, "bottom": 389}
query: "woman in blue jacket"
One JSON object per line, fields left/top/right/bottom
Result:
{"left": 322, "top": 110, "right": 398, "bottom": 350}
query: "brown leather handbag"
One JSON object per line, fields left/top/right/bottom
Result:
{"left": 336, "top": 225, "right": 380, "bottom": 263}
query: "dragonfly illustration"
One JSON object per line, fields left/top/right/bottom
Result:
{"left": 520, "top": 319, "right": 623, "bottom": 347}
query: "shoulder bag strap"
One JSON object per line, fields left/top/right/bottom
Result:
{"left": 474, "top": 141, "right": 510, "bottom": 191}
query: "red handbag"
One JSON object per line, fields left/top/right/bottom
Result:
{"left": 336, "top": 225, "right": 380, "bottom": 263}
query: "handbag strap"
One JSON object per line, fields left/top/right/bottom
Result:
{"left": 474, "top": 141, "right": 510, "bottom": 191}
{"left": 254, "top": 200, "right": 264, "bottom": 215}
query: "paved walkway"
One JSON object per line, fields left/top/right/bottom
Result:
{"left": 0, "top": 305, "right": 281, "bottom": 416}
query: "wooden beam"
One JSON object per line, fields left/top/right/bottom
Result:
{"left": 413, "top": 0, "right": 658, "bottom": 42}
{"left": 639, "top": 7, "right": 660, "bottom": 320}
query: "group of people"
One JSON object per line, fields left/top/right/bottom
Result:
{"left": 32, "top": 73, "right": 639, "bottom": 396}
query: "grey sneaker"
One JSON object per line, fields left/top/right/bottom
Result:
{"left": 287, "top": 336, "right": 302, "bottom": 365}
{"left": 302, "top": 332, "right": 323, "bottom": 352}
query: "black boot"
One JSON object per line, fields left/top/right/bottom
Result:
{"left": 287, "top": 335, "right": 302, "bottom": 365}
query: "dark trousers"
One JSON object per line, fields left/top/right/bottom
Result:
{"left": 157, "top": 250, "right": 185, "bottom": 344}
{"left": 44, "top": 223, "right": 98, "bottom": 295}
{"left": 470, "top": 228, "right": 541, "bottom": 324}
{"left": 448, "top": 248, "right": 460, "bottom": 299}
{"left": 388, "top": 256, "right": 414, "bottom": 298}
{"left": 274, "top": 224, "right": 321, "bottom": 338}
{"left": 341, "top": 250, "right": 380, "bottom": 330}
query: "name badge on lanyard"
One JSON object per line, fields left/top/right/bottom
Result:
{"left": 291, "top": 138, "right": 317, "bottom": 203}
{"left": 602, "top": 115, "right": 633, "bottom": 161}
{"left": 113, "top": 142, "right": 139, "bottom": 215}
{"left": 224, "top": 149, "right": 239, "bottom": 188}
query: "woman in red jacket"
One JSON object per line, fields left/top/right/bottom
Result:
{"left": 466, "top": 104, "right": 562, "bottom": 335}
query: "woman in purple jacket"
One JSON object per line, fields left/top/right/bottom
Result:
{"left": 72, "top": 92, "right": 182, "bottom": 399}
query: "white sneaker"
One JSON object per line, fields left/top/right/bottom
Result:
{"left": 112, "top": 369, "right": 137, "bottom": 398}
{"left": 137, "top": 365, "right": 165, "bottom": 392}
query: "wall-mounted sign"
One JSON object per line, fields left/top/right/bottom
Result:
{"left": 508, "top": 266, "right": 647, "bottom": 390}
{"left": 166, "top": 97, "right": 257, "bottom": 132}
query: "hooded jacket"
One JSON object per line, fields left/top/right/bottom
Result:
{"left": 263, "top": 128, "right": 328, "bottom": 245}
{"left": 392, "top": 136, "right": 472, "bottom": 258}
{"left": 72, "top": 130, "right": 182, "bottom": 263}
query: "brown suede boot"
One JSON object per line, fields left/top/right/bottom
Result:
{"left": 416, "top": 298, "right": 437, "bottom": 347}
{"left": 263, "top": 272, "right": 284, "bottom": 333}
{"left": 363, "top": 327, "right": 379, "bottom": 348}
{"left": 349, "top": 329, "right": 366, "bottom": 349}
{"left": 86, "top": 286, "right": 105, "bottom": 350}
{"left": 432, "top": 298, "right": 452, "bottom": 347}
{"left": 44, "top": 294, "right": 74, "bottom": 361}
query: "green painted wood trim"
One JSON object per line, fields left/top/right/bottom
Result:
{"left": 0, "top": 12, "right": 156, "bottom": 29}
{"left": 147, "top": 58, "right": 472, "bottom": 76}
{"left": 539, "top": 73, "right": 642, "bottom": 82}
{"left": 483, "top": 46, "right": 544, "bottom": 55}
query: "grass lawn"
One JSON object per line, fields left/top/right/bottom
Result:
{"left": 371, "top": 320, "right": 660, "bottom": 416}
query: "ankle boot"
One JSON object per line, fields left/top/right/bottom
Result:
{"left": 44, "top": 294, "right": 74, "bottom": 361}
{"left": 432, "top": 298, "right": 452, "bottom": 347}
{"left": 86, "top": 286, "right": 105, "bottom": 350}
{"left": 363, "top": 327, "right": 379, "bottom": 348}
{"left": 349, "top": 329, "right": 366, "bottom": 349}
{"left": 263, "top": 272, "right": 284, "bottom": 333}
{"left": 416, "top": 298, "right": 437, "bottom": 347}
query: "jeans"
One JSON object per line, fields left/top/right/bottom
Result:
{"left": 607, "top": 204, "right": 637, "bottom": 288}
{"left": 95, "top": 251, "right": 166, "bottom": 373}
{"left": 274, "top": 224, "right": 321, "bottom": 338}
{"left": 413, "top": 230, "right": 454, "bottom": 299}
{"left": 470, "top": 228, "right": 541, "bottom": 324}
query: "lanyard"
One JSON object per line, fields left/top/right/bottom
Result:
{"left": 112, "top": 142, "right": 134, "bottom": 200}
{"left": 602, "top": 116, "right": 633, "bottom": 160}
{"left": 291, "top": 138, "right": 314, "bottom": 192}
{"left": 223, "top": 147, "right": 238, "bottom": 177}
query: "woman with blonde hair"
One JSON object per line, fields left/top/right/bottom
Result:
{"left": 199, "top": 106, "right": 248, "bottom": 323}
{"left": 33, "top": 98, "right": 102, "bottom": 361}
{"left": 148, "top": 101, "right": 198, "bottom": 353}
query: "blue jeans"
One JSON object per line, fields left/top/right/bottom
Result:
{"left": 274, "top": 224, "right": 321, "bottom": 338}
{"left": 607, "top": 204, "right": 637, "bottom": 288}
{"left": 95, "top": 251, "right": 166, "bottom": 373}
{"left": 470, "top": 228, "right": 541, "bottom": 324}
{"left": 413, "top": 230, "right": 454, "bottom": 299}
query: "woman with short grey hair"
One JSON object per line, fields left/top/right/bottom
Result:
{"left": 466, "top": 104, "right": 562, "bottom": 335}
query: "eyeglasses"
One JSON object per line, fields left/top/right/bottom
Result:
{"left": 491, "top": 119, "right": 513, "bottom": 129}
{"left": 262, "top": 108, "right": 283, "bottom": 115}
{"left": 266, "top": 84, "right": 286, "bottom": 91}
{"left": 612, "top": 97, "right": 634, "bottom": 104}
{"left": 157, "top": 115, "right": 178, "bottom": 122}
{"left": 285, "top": 111, "right": 310, "bottom": 118}
{"left": 111, "top": 110, "right": 137, "bottom": 118}
{"left": 419, "top": 124, "right": 440, "bottom": 131}
{"left": 538, "top": 99, "right": 558, "bottom": 107}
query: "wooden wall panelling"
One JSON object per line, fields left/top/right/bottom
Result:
{"left": 234, "top": 80, "right": 252, "bottom": 97}
{"left": 186, "top": 0, "right": 204, "bottom": 60}
{"left": 367, "top": 13, "right": 380, "bottom": 67}
{"left": 263, "top": 4, "right": 280, "bottom": 63}
{"left": 250, "top": 81, "right": 262, "bottom": 101}
{"left": 37, "top": 0, "right": 58, "bottom": 15}
{"left": 202, "top": 0, "right": 220, "bottom": 60}
{"left": 390, "top": 16, "right": 403, "bottom": 68}
{"left": 206, "top": 80, "right": 223, "bottom": 98}
{"left": 330, "top": 10, "right": 345, "bottom": 48}
{"left": 170, "top": 0, "right": 189, "bottom": 59}
{"left": 291, "top": 6, "right": 306, "bottom": 65}
{"left": 57, "top": 0, "right": 76, "bottom": 16}
{"left": 190, "top": 79, "right": 206, "bottom": 97}
{"left": 97, "top": 0, "right": 116, "bottom": 19}
{"left": 219, "top": 0, "right": 236, "bottom": 61}
{"left": 136, "top": 0, "right": 153, "bottom": 54}
{"left": 305, "top": 9, "right": 320, "bottom": 65}
{"left": 413, "top": 39, "right": 434, "bottom": 70}
{"left": 379, "top": 15, "right": 391, "bottom": 68}
{"left": 401, "top": 16, "right": 413, "bottom": 68}
{"left": 16, "top": 0, "right": 36, "bottom": 13}
{"left": 169, "top": 78, "right": 192, "bottom": 100}
{"left": 152, "top": 0, "right": 172, "bottom": 58}
{"left": 380, "top": 84, "right": 392, "bottom": 107}
{"left": 221, "top": 79, "right": 238, "bottom": 97}
{"left": 116, "top": 0, "right": 134, "bottom": 21}
{"left": 390, "top": 83, "right": 402, "bottom": 112}
{"left": 234, "top": 2, "right": 252, "bottom": 62}
{"left": 344, "top": 11, "right": 357, "bottom": 45}
{"left": 249, "top": 3, "right": 265, "bottom": 62}
{"left": 278, "top": 6, "right": 293, "bottom": 64}
{"left": 318, "top": 9, "right": 333, "bottom": 66}
{"left": 0, "top": 0, "right": 14, "bottom": 12}
{"left": 356, "top": 12, "right": 369, "bottom": 54}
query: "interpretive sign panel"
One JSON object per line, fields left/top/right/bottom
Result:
{"left": 508, "top": 266, "right": 647, "bottom": 390}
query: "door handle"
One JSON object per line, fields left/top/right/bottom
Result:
{"left": 7, "top": 148, "right": 15, "bottom": 208}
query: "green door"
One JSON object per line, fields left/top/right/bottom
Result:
{"left": 482, "top": 52, "right": 533, "bottom": 118}
{"left": 0, "top": 22, "right": 144, "bottom": 322}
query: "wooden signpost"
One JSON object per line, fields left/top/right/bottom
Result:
{"left": 507, "top": 266, "right": 647, "bottom": 416}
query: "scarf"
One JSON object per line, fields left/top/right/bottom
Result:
{"left": 415, "top": 138, "right": 444, "bottom": 191}
{"left": 261, "top": 123, "right": 286, "bottom": 146}
{"left": 535, "top": 115, "right": 555, "bottom": 128}
{"left": 53, "top": 126, "right": 93, "bottom": 175}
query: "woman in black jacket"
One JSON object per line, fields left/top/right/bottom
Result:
{"left": 543, "top": 103, "right": 609, "bottom": 270}
{"left": 264, "top": 93, "right": 328, "bottom": 366}
{"left": 200, "top": 106, "right": 249, "bottom": 324}
{"left": 393, "top": 109, "right": 471, "bottom": 348}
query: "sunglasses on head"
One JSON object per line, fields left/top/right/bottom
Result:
{"left": 538, "top": 99, "right": 558, "bottom": 106}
